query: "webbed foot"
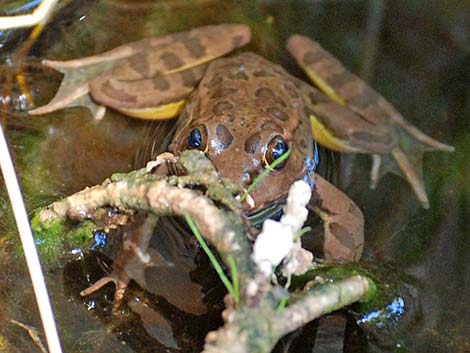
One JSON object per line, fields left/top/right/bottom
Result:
{"left": 28, "top": 60, "right": 112, "bottom": 119}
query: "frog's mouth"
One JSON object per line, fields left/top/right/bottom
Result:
{"left": 239, "top": 183, "right": 292, "bottom": 226}
{"left": 244, "top": 200, "right": 285, "bottom": 227}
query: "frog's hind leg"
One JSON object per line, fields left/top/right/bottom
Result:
{"left": 30, "top": 24, "right": 251, "bottom": 120}
{"left": 295, "top": 79, "right": 432, "bottom": 207}
{"left": 287, "top": 35, "right": 453, "bottom": 208}
{"left": 89, "top": 64, "right": 208, "bottom": 120}
{"left": 28, "top": 36, "right": 175, "bottom": 118}
{"left": 309, "top": 173, "right": 364, "bottom": 262}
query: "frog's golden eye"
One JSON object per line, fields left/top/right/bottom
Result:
{"left": 187, "top": 125, "right": 208, "bottom": 152}
{"left": 265, "top": 135, "right": 289, "bottom": 169}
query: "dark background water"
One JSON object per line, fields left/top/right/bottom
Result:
{"left": 0, "top": 0, "right": 468, "bottom": 352}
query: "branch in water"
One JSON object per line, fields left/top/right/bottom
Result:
{"left": 33, "top": 150, "right": 375, "bottom": 353}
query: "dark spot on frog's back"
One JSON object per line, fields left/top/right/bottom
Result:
{"left": 204, "top": 74, "right": 223, "bottom": 89}
{"left": 236, "top": 71, "right": 249, "bottom": 80}
{"left": 283, "top": 83, "right": 299, "bottom": 98}
{"left": 329, "top": 222, "right": 356, "bottom": 249}
{"left": 183, "top": 38, "right": 206, "bottom": 58}
{"left": 210, "top": 87, "right": 238, "bottom": 99}
{"left": 303, "top": 50, "right": 326, "bottom": 66}
{"left": 100, "top": 81, "right": 137, "bottom": 103}
{"left": 308, "top": 90, "right": 330, "bottom": 105}
{"left": 160, "top": 52, "right": 184, "bottom": 70}
{"left": 327, "top": 71, "right": 354, "bottom": 88}
{"left": 253, "top": 70, "right": 272, "bottom": 78}
{"left": 267, "top": 107, "right": 289, "bottom": 122}
{"left": 180, "top": 69, "right": 199, "bottom": 88}
{"left": 255, "top": 88, "right": 275, "bottom": 98}
{"left": 352, "top": 131, "right": 393, "bottom": 145}
{"left": 216, "top": 124, "right": 234, "bottom": 149}
{"left": 245, "top": 133, "right": 261, "bottom": 154}
{"left": 172, "top": 31, "right": 190, "bottom": 41}
{"left": 153, "top": 76, "right": 170, "bottom": 91}
{"left": 212, "top": 101, "right": 234, "bottom": 115}
{"left": 347, "top": 90, "right": 378, "bottom": 110}
{"left": 303, "top": 106, "right": 315, "bottom": 118}
{"left": 348, "top": 202, "right": 361, "bottom": 217}
{"left": 261, "top": 120, "right": 283, "bottom": 132}
{"left": 128, "top": 53, "right": 151, "bottom": 77}
{"left": 232, "top": 35, "right": 245, "bottom": 48}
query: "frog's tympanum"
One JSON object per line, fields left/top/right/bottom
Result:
{"left": 30, "top": 24, "right": 452, "bottom": 307}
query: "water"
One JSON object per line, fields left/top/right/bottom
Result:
{"left": 0, "top": 0, "right": 468, "bottom": 352}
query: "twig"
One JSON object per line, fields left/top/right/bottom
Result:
{"left": 34, "top": 150, "right": 375, "bottom": 353}
{"left": 275, "top": 275, "right": 370, "bottom": 333}
{"left": 0, "top": 0, "right": 59, "bottom": 30}
{"left": 10, "top": 319, "right": 48, "bottom": 353}
{"left": 38, "top": 151, "right": 254, "bottom": 282}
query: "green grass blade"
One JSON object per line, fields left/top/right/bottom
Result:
{"left": 227, "top": 255, "right": 239, "bottom": 302}
{"left": 239, "top": 149, "right": 291, "bottom": 202}
{"left": 295, "top": 226, "right": 312, "bottom": 240}
{"left": 276, "top": 296, "right": 289, "bottom": 313}
{"left": 184, "top": 214, "right": 239, "bottom": 303}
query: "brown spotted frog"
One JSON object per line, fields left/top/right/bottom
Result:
{"left": 30, "top": 24, "right": 453, "bottom": 264}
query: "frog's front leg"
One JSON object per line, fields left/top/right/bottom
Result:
{"left": 287, "top": 35, "right": 453, "bottom": 208}
{"left": 30, "top": 24, "right": 251, "bottom": 120}
{"left": 81, "top": 213, "right": 159, "bottom": 307}
{"left": 309, "top": 173, "right": 364, "bottom": 262}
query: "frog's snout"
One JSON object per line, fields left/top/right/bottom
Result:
{"left": 212, "top": 162, "right": 253, "bottom": 189}
{"left": 218, "top": 168, "right": 249, "bottom": 186}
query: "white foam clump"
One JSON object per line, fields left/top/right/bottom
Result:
{"left": 252, "top": 180, "right": 312, "bottom": 277}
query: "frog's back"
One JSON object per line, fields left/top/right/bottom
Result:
{"left": 197, "top": 53, "right": 304, "bottom": 137}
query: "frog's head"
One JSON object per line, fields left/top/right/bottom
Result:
{"left": 169, "top": 97, "right": 317, "bottom": 215}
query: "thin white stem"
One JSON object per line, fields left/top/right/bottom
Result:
{"left": 0, "top": 123, "right": 63, "bottom": 353}
{"left": 0, "top": 0, "right": 59, "bottom": 30}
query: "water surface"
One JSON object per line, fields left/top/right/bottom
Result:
{"left": 0, "top": 1, "right": 468, "bottom": 352}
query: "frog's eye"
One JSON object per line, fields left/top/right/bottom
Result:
{"left": 187, "top": 126, "right": 208, "bottom": 151}
{"left": 265, "top": 136, "right": 289, "bottom": 169}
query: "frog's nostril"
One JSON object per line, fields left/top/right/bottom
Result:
{"left": 240, "top": 172, "right": 251, "bottom": 186}
{"left": 249, "top": 171, "right": 259, "bottom": 183}
{"left": 241, "top": 171, "right": 260, "bottom": 188}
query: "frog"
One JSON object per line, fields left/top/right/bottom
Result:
{"left": 29, "top": 24, "right": 452, "bottom": 292}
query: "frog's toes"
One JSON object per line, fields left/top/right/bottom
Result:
{"left": 29, "top": 82, "right": 90, "bottom": 115}
{"left": 372, "top": 126, "right": 453, "bottom": 208}
{"left": 80, "top": 270, "right": 130, "bottom": 307}
{"left": 393, "top": 114, "right": 454, "bottom": 153}
{"left": 392, "top": 146, "right": 430, "bottom": 209}
{"left": 29, "top": 59, "right": 114, "bottom": 117}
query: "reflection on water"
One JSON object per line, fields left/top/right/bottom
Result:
{"left": 61, "top": 218, "right": 226, "bottom": 353}
{"left": 0, "top": 0, "right": 468, "bottom": 352}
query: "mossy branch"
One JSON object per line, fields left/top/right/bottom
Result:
{"left": 32, "top": 150, "right": 376, "bottom": 353}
